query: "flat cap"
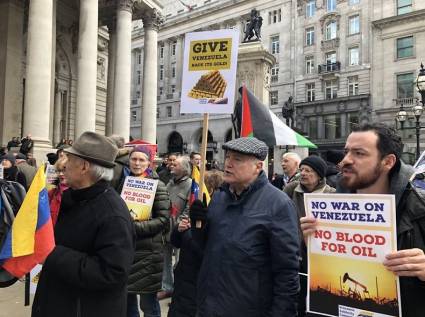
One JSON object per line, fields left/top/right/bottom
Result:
{"left": 222, "top": 137, "right": 268, "bottom": 160}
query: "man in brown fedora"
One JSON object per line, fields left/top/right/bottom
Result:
{"left": 32, "top": 132, "right": 135, "bottom": 317}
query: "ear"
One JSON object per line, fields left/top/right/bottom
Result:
{"left": 381, "top": 154, "right": 396, "bottom": 172}
{"left": 81, "top": 160, "right": 91, "bottom": 175}
{"left": 256, "top": 160, "right": 263, "bottom": 172}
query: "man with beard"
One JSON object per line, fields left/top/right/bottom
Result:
{"left": 301, "top": 123, "right": 425, "bottom": 317}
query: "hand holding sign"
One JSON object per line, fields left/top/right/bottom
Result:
{"left": 384, "top": 248, "right": 425, "bottom": 281}
{"left": 300, "top": 216, "right": 318, "bottom": 244}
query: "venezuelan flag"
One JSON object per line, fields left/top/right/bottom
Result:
{"left": 189, "top": 166, "right": 211, "bottom": 206}
{"left": 0, "top": 165, "right": 55, "bottom": 278}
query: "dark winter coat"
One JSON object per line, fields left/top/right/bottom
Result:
{"left": 19, "top": 137, "right": 33, "bottom": 155}
{"left": 16, "top": 161, "right": 37, "bottom": 190}
{"left": 337, "top": 162, "right": 425, "bottom": 317}
{"left": 126, "top": 172, "right": 171, "bottom": 294}
{"left": 32, "top": 181, "right": 135, "bottom": 317}
{"left": 3, "top": 166, "right": 27, "bottom": 190}
{"left": 167, "top": 227, "right": 203, "bottom": 317}
{"left": 195, "top": 171, "right": 300, "bottom": 317}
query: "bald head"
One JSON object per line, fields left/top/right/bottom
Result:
{"left": 281, "top": 152, "right": 301, "bottom": 177}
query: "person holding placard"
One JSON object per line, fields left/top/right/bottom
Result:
{"left": 301, "top": 123, "right": 425, "bottom": 317}
{"left": 118, "top": 145, "right": 170, "bottom": 317}
{"left": 284, "top": 155, "right": 335, "bottom": 317}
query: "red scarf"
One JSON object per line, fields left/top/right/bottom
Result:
{"left": 48, "top": 183, "right": 68, "bottom": 226}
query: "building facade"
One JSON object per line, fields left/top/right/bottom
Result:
{"left": 0, "top": 0, "right": 163, "bottom": 159}
{"left": 130, "top": 0, "right": 425, "bottom": 169}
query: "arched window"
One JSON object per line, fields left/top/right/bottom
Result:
{"left": 325, "top": 21, "right": 337, "bottom": 40}
{"left": 168, "top": 131, "right": 183, "bottom": 154}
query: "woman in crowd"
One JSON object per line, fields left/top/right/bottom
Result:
{"left": 204, "top": 169, "right": 224, "bottom": 197}
{"left": 47, "top": 157, "right": 68, "bottom": 226}
{"left": 284, "top": 155, "right": 335, "bottom": 317}
{"left": 117, "top": 146, "right": 170, "bottom": 317}
{"left": 1, "top": 154, "right": 27, "bottom": 189}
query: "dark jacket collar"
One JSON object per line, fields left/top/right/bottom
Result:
{"left": 69, "top": 180, "right": 109, "bottom": 202}
{"left": 336, "top": 161, "right": 414, "bottom": 206}
{"left": 221, "top": 170, "right": 268, "bottom": 202}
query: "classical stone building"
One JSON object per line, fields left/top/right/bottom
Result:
{"left": 130, "top": 0, "right": 425, "bottom": 169}
{"left": 371, "top": 0, "right": 425, "bottom": 163}
{"left": 0, "top": 0, "right": 163, "bottom": 159}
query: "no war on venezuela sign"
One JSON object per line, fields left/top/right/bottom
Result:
{"left": 305, "top": 194, "right": 401, "bottom": 317}
{"left": 121, "top": 176, "right": 158, "bottom": 221}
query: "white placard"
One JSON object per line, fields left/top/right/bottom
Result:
{"left": 180, "top": 29, "right": 239, "bottom": 114}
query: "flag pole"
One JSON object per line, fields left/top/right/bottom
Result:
{"left": 196, "top": 113, "right": 209, "bottom": 227}
{"left": 199, "top": 113, "right": 209, "bottom": 200}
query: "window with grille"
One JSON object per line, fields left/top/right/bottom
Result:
{"left": 270, "top": 91, "right": 278, "bottom": 105}
{"left": 349, "top": 47, "right": 359, "bottom": 65}
{"left": 325, "top": 79, "right": 338, "bottom": 99}
{"left": 306, "top": 27, "right": 315, "bottom": 46}
{"left": 306, "top": 0, "right": 316, "bottom": 18}
{"left": 305, "top": 56, "right": 315, "bottom": 74}
{"left": 348, "top": 76, "right": 359, "bottom": 96}
{"left": 397, "top": 0, "right": 412, "bottom": 15}
{"left": 306, "top": 83, "right": 315, "bottom": 102}
{"left": 348, "top": 15, "right": 360, "bottom": 35}
{"left": 271, "top": 36, "right": 280, "bottom": 54}
{"left": 397, "top": 36, "right": 414, "bottom": 59}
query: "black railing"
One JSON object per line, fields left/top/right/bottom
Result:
{"left": 318, "top": 61, "right": 341, "bottom": 74}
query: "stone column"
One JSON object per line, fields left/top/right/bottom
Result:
{"left": 0, "top": 0, "right": 24, "bottom": 145}
{"left": 53, "top": 86, "right": 62, "bottom": 146}
{"left": 75, "top": 0, "right": 98, "bottom": 137}
{"left": 140, "top": 9, "right": 164, "bottom": 144}
{"left": 106, "top": 19, "right": 116, "bottom": 136}
{"left": 112, "top": 0, "right": 133, "bottom": 141}
{"left": 23, "top": 0, "right": 53, "bottom": 149}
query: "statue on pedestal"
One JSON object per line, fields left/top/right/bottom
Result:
{"left": 282, "top": 96, "right": 294, "bottom": 128}
{"left": 243, "top": 9, "right": 263, "bottom": 42}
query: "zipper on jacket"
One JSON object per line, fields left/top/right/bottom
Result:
{"left": 76, "top": 297, "right": 81, "bottom": 317}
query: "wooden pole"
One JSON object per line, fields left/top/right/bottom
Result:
{"left": 196, "top": 113, "right": 209, "bottom": 228}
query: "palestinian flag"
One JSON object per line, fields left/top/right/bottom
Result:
{"left": 241, "top": 85, "right": 317, "bottom": 148}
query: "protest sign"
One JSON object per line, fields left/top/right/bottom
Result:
{"left": 0, "top": 165, "right": 3, "bottom": 179}
{"left": 180, "top": 29, "right": 239, "bottom": 114}
{"left": 45, "top": 164, "right": 58, "bottom": 190}
{"left": 305, "top": 193, "right": 401, "bottom": 317}
{"left": 411, "top": 151, "right": 425, "bottom": 189}
{"left": 30, "top": 264, "right": 42, "bottom": 294}
{"left": 120, "top": 176, "right": 158, "bottom": 221}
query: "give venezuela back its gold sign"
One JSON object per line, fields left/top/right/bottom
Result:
{"left": 189, "top": 38, "right": 232, "bottom": 71}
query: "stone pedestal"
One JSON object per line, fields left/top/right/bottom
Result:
{"left": 237, "top": 41, "right": 276, "bottom": 105}
{"left": 237, "top": 42, "right": 276, "bottom": 175}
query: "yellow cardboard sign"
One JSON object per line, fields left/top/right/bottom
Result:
{"left": 189, "top": 38, "right": 232, "bottom": 71}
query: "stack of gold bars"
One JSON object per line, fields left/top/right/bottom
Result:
{"left": 188, "top": 70, "right": 227, "bottom": 99}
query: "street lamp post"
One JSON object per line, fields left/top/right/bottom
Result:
{"left": 396, "top": 63, "right": 425, "bottom": 160}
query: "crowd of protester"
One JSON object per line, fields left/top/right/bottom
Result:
{"left": 0, "top": 122, "right": 424, "bottom": 317}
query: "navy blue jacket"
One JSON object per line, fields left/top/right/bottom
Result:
{"left": 196, "top": 171, "right": 300, "bottom": 317}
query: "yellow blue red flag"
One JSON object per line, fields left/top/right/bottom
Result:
{"left": 190, "top": 166, "right": 211, "bottom": 205}
{"left": 0, "top": 165, "right": 55, "bottom": 277}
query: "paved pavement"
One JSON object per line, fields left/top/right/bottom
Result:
{"left": 0, "top": 281, "right": 171, "bottom": 317}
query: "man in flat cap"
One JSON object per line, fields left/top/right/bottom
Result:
{"left": 32, "top": 132, "right": 135, "bottom": 317}
{"left": 190, "top": 137, "right": 300, "bottom": 316}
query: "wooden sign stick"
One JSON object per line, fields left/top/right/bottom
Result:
{"left": 196, "top": 113, "right": 209, "bottom": 228}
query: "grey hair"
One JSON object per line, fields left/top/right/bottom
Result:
{"left": 108, "top": 134, "right": 125, "bottom": 149}
{"left": 88, "top": 162, "right": 114, "bottom": 182}
{"left": 178, "top": 156, "right": 192, "bottom": 176}
{"left": 282, "top": 152, "right": 301, "bottom": 163}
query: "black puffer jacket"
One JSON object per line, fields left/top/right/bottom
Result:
{"left": 126, "top": 172, "right": 170, "bottom": 294}
{"left": 168, "top": 227, "right": 203, "bottom": 317}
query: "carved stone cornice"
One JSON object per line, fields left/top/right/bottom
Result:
{"left": 319, "top": 12, "right": 341, "bottom": 34}
{"left": 118, "top": 0, "right": 135, "bottom": 13}
{"left": 140, "top": 8, "right": 165, "bottom": 31}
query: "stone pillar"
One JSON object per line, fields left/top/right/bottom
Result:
{"left": 75, "top": 0, "right": 98, "bottom": 137}
{"left": 140, "top": 9, "right": 164, "bottom": 144}
{"left": 53, "top": 86, "right": 62, "bottom": 146}
{"left": 112, "top": 0, "right": 133, "bottom": 141}
{"left": 106, "top": 19, "right": 116, "bottom": 136}
{"left": 0, "top": 0, "right": 24, "bottom": 145}
{"left": 23, "top": 0, "right": 53, "bottom": 149}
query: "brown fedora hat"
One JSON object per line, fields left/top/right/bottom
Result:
{"left": 64, "top": 132, "right": 118, "bottom": 168}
